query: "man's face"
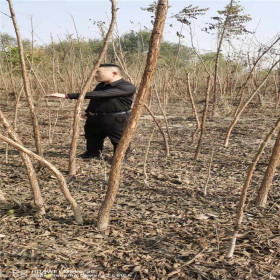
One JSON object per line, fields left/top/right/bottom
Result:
{"left": 95, "top": 67, "right": 113, "bottom": 83}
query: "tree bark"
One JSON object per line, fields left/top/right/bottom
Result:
{"left": 97, "top": 0, "right": 169, "bottom": 230}
{"left": 0, "top": 110, "right": 45, "bottom": 214}
{"left": 7, "top": 0, "right": 43, "bottom": 157}
{"left": 0, "top": 134, "right": 83, "bottom": 224}
{"left": 68, "top": 0, "right": 117, "bottom": 175}
{"left": 255, "top": 129, "right": 280, "bottom": 206}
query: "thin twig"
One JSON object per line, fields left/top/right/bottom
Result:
{"left": 144, "top": 104, "right": 169, "bottom": 157}
{"left": 143, "top": 126, "right": 156, "bottom": 186}
{"left": 180, "top": 248, "right": 207, "bottom": 268}
{"left": 204, "top": 147, "right": 214, "bottom": 196}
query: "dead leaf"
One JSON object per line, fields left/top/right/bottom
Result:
{"left": 195, "top": 213, "right": 209, "bottom": 220}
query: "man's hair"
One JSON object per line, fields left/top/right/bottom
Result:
{"left": 99, "top": 63, "right": 122, "bottom": 75}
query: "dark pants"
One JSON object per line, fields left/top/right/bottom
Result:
{"left": 84, "top": 112, "right": 130, "bottom": 156}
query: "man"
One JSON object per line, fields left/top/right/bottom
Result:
{"left": 46, "top": 64, "right": 136, "bottom": 159}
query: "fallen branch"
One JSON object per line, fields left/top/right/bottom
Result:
{"left": 0, "top": 134, "right": 83, "bottom": 224}
{"left": 0, "top": 110, "right": 45, "bottom": 214}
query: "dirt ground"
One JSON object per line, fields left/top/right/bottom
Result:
{"left": 0, "top": 97, "right": 279, "bottom": 280}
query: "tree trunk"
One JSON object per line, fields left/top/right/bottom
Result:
{"left": 194, "top": 76, "right": 212, "bottom": 160}
{"left": 0, "top": 110, "right": 45, "bottom": 214}
{"left": 155, "top": 86, "right": 172, "bottom": 144}
{"left": 7, "top": 0, "right": 43, "bottom": 157}
{"left": 212, "top": 0, "right": 234, "bottom": 115}
{"left": 68, "top": 0, "right": 117, "bottom": 175}
{"left": 255, "top": 129, "right": 280, "bottom": 206}
{"left": 97, "top": 0, "right": 169, "bottom": 230}
{"left": 186, "top": 73, "right": 201, "bottom": 144}
{"left": 274, "top": 65, "right": 280, "bottom": 110}
{"left": 144, "top": 104, "right": 169, "bottom": 157}
{"left": 227, "top": 115, "right": 280, "bottom": 258}
{"left": 0, "top": 134, "right": 83, "bottom": 224}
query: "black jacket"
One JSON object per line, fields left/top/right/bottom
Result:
{"left": 67, "top": 78, "right": 136, "bottom": 114}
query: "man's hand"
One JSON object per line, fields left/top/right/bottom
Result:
{"left": 45, "top": 93, "right": 67, "bottom": 99}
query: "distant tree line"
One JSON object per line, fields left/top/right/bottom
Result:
{"left": 0, "top": 30, "right": 238, "bottom": 75}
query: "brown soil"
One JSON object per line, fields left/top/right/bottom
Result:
{"left": 0, "top": 97, "right": 279, "bottom": 279}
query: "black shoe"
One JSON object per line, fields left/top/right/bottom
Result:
{"left": 77, "top": 152, "right": 100, "bottom": 159}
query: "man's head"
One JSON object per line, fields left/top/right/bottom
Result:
{"left": 95, "top": 64, "right": 122, "bottom": 84}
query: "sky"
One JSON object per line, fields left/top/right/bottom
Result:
{"left": 0, "top": 0, "right": 279, "bottom": 53}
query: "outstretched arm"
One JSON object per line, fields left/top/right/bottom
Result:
{"left": 45, "top": 83, "right": 136, "bottom": 99}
